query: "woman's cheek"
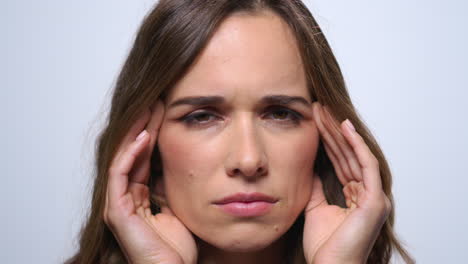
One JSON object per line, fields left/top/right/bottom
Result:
{"left": 286, "top": 126, "right": 318, "bottom": 211}
{"left": 157, "top": 125, "right": 220, "bottom": 213}
{"left": 157, "top": 125, "right": 195, "bottom": 201}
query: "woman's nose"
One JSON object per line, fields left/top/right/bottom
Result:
{"left": 225, "top": 115, "right": 268, "bottom": 180}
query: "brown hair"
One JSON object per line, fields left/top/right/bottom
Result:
{"left": 65, "top": 0, "right": 414, "bottom": 263}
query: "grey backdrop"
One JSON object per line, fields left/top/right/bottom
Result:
{"left": 2, "top": 0, "right": 467, "bottom": 263}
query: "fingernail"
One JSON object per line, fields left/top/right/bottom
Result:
{"left": 345, "top": 119, "right": 355, "bottom": 132}
{"left": 136, "top": 130, "right": 147, "bottom": 141}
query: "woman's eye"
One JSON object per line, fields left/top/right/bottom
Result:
{"left": 180, "top": 111, "right": 221, "bottom": 126}
{"left": 265, "top": 107, "right": 303, "bottom": 124}
{"left": 271, "top": 110, "right": 289, "bottom": 120}
{"left": 179, "top": 107, "right": 303, "bottom": 127}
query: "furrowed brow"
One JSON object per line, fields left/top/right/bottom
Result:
{"left": 167, "top": 96, "right": 225, "bottom": 108}
{"left": 260, "top": 95, "right": 311, "bottom": 107}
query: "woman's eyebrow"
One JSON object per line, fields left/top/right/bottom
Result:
{"left": 168, "top": 96, "right": 225, "bottom": 108}
{"left": 260, "top": 95, "right": 311, "bottom": 107}
{"left": 167, "top": 94, "right": 311, "bottom": 109}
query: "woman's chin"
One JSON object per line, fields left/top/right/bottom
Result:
{"left": 196, "top": 222, "right": 288, "bottom": 253}
{"left": 200, "top": 237, "right": 275, "bottom": 253}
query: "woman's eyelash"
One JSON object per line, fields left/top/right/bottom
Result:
{"left": 263, "top": 106, "right": 303, "bottom": 124}
{"left": 179, "top": 110, "right": 221, "bottom": 126}
{"left": 179, "top": 106, "right": 304, "bottom": 127}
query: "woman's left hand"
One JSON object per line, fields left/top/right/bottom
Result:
{"left": 303, "top": 103, "right": 392, "bottom": 264}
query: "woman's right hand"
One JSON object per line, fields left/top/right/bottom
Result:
{"left": 103, "top": 100, "right": 197, "bottom": 264}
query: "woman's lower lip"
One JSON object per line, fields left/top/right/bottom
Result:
{"left": 216, "top": 201, "right": 274, "bottom": 217}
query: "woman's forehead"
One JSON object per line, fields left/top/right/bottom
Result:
{"left": 166, "top": 10, "right": 308, "bottom": 102}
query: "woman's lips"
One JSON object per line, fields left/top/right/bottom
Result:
{"left": 213, "top": 192, "right": 278, "bottom": 217}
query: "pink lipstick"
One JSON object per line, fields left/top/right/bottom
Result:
{"left": 213, "top": 192, "right": 278, "bottom": 217}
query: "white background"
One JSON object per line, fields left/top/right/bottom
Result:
{"left": 2, "top": 0, "right": 467, "bottom": 263}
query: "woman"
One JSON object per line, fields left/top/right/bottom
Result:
{"left": 66, "top": 0, "right": 414, "bottom": 263}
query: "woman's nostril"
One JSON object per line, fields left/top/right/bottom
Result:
{"left": 229, "top": 166, "right": 267, "bottom": 178}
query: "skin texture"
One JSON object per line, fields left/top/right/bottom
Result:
{"left": 157, "top": 11, "right": 318, "bottom": 263}
{"left": 103, "top": 10, "right": 391, "bottom": 264}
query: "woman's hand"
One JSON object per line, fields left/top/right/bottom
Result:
{"left": 303, "top": 103, "right": 392, "bottom": 264}
{"left": 103, "top": 101, "right": 197, "bottom": 264}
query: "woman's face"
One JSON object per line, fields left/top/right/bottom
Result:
{"left": 157, "top": 11, "right": 319, "bottom": 252}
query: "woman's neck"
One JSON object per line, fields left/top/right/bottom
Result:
{"left": 197, "top": 236, "right": 287, "bottom": 264}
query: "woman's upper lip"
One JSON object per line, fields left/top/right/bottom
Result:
{"left": 214, "top": 192, "right": 278, "bottom": 204}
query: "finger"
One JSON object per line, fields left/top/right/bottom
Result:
{"left": 146, "top": 100, "right": 165, "bottom": 148}
{"left": 313, "top": 103, "right": 350, "bottom": 185}
{"left": 128, "top": 101, "right": 165, "bottom": 182}
{"left": 108, "top": 130, "right": 150, "bottom": 202}
{"left": 322, "top": 144, "right": 346, "bottom": 185}
{"left": 114, "top": 110, "right": 152, "bottom": 162}
{"left": 321, "top": 106, "right": 362, "bottom": 182}
{"left": 342, "top": 180, "right": 364, "bottom": 210}
{"left": 317, "top": 104, "right": 352, "bottom": 182}
{"left": 128, "top": 181, "right": 151, "bottom": 210}
{"left": 129, "top": 100, "right": 165, "bottom": 184}
{"left": 341, "top": 119, "right": 382, "bottom": 192}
